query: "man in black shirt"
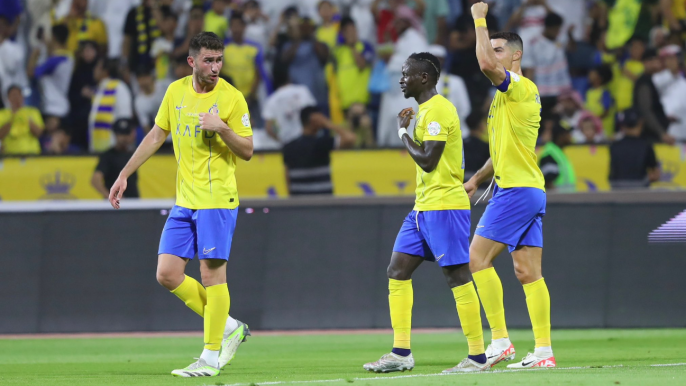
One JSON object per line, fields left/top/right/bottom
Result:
{"left": 122, "top": 0, "right": 158, "bottom": 75}
{"left": 609, "top": 108, "right": 660, "bottom": 190}
{"left": 282, "top": 106, "right": 355, "bottom": 196}
{"left": 633, "top": 48, "right": 675, "bottom": 144}
{"left": 91, "top": 119, "right": 139, "bottom": 198}
{"left": 463, "top": 113, "right": 490, "bottom": 183}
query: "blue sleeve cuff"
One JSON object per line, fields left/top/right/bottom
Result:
{"left": 496, "top": 70, "right": 511, "bottom": 92}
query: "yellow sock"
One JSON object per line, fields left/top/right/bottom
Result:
{"left": 452, "top": 282, "right": 485, "bottom": 355}
{"left": 523, "top": 278, "right": 551, "bottom": 348}
{"left": 204, "top": 284, "right": 230, "bottom": 350}
{"left": 170, "top": 275, "right": 207, "bottom": 317}
{"left": 389, "top": 279, "right": 413, "bottom": 349}
{"left": 472, "top": 267, "right": 508, "bottom": 340}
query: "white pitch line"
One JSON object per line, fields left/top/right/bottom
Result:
{"left": 207, "top": 362, "right": 686, "bottom": 386}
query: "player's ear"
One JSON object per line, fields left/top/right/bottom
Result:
{"left": 512, "top": 50, "right": 522, "bottom": 62}
{"left": 187, "top": 55, "right": 194, "bottom": 68}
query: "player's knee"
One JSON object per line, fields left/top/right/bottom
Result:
{"left": 156, "top": 269, "right": 180, "bottom": 290}
{"left": 387, "top": 265, "right": 411, "bottom": 281}
{"left": 513, "top": 264, "right": 534, "bottom": 284}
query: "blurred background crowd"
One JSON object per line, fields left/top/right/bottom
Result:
{"left": 1, "top": 0, "right": 686, "bottom": 193}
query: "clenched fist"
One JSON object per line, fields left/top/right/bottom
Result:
{"left": 471, "top": 2, "right": 489, "bottom": 19}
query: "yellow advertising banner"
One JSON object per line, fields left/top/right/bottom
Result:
{"left": 1, "top": 145, "right": 685, "bottom": 201}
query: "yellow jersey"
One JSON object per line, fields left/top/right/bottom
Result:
{"left": 487, "top": 71, "right": 545, "bottom": 190}
{"left": 155, "top": 77, "right": 253, "bottom": 210}
{"left": 412, "top": 95, "right": 470, "bottom": 211}
{"left": 221, "top": 40, "right": 262, "bottom": 97}
{"left": 0, "top": 107, "right": 44, "bottom": 155}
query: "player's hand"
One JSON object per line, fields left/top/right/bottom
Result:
{"left": 464, "top": 179, "right": 478, "bottom": 199}
{"left": 471, "top": 1, "right": 489, "bottom": 19}
{"left": 397, "top": 107, "right": 414, "bottom": 130}
{"left": 199, "top": 112, "right": 227, "bottom": 133}
{"left": 109, "top": 176, "right": 127, "bottom": 209}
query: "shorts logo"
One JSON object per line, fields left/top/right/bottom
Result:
{"left": 477, "top": 225, "right": 485, "bottom": 228}
{"left": 203, "top": 247, "right": 216, "bottom": 255}
{"left": 436, "top": 254, "right": 445, "bottom": 261}
{"left": 428, "top": 121, "right": 441, "bottom": 136}
{"left": 241, "top": 113, "right": 250, "bottom": 127}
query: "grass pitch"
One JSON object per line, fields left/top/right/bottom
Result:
{"left": 1, "top": 329, "right": 685, "bottom": 386}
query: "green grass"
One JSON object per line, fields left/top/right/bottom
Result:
{"left": 1, "top": 329, "right": 685, "bottom": 386}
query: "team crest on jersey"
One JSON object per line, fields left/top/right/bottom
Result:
{"left": 242, "top": 113, "right": 250, "bottom": 127}
{"left": 428, "top": 121, "right": 441, "bottom": 136}
{"left": 209, "top": 104, "right": 219, "bottom": 114}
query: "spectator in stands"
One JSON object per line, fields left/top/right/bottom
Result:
{"left": 609, "top": 108, "right": 660, "bottom": 189}
{"left": 0, "top": 85, "right": 44, "bottom": 155}
{"left": 316, "top": 0, "right": 340, "bottom": 49}
{"left": 173, "top": 54, "right": 193, "bottom": 79}
{"left": 505, "top": 0, "right": 550, "bottom": 49}
{"left": 282, "top": 106, "right": 356, "bottom": 196}
{"left": 134, "top": 65, "right": 169, "bottom": 135}
{"left": 205, "top": 0, "right": 229, "bottom": 39}
{"left": 572, "top": 111, "right": 605, "bottom": 144}
{"left": 448, "top": 0, "right": 498, "bottom": 112}
{"left": 282, "top": 17, "right": 329, "bottom": 112}
{"left": 223, "top": 12, "right": 265, "bottom": 103}
{"left": 428, "top": 44, "right": 471, "bottom": 132}
{"left": 333, "top": 17, "right": 374, "bottom": 113}
{"left": 371, "top": 0, "right": 407, "bottom": 44}
{"left": 87, "top": 0, "right": 138, "bottom": 59}
{"left": 243, "top": 0, "right": 270, "bottom": 49}
{"left": 377, "top": 7, "right": 428, "bottom": 147}
{"left": 91, "top": 118, "right": 139, "bottom": 199}
{"left": 585, "top": 64, "right": 615, "bottom": 139}
{"left": 554, "top": 90, "right": 584, "bottom": 132}
{"left": 653, "top": 44, "right": 686, "bottom": 142}
{"left": 89, "top": 58, "right": 133, "bottom": 153}
{"left": 56, "top": 0, "right": 107, "bottom": 54}
{"left": 521, "top": 12, "right": 571, "bottom": 122}
{"left": 123, "top": 0, "right": 160, "bottom": 79}
{"left": 0, "top": 0, "right": 22, "bottom": 39}
{"left": 150, "top": 7, "right": 179, "bottom": 83}
{"left": 27, "top": 25, "right": 74, "bottom": 136}
{"left": 0, "top": 15, "right": 26, "bottom": 108}
{"left": 463, "top": 113, "right": 489, "bottom": 182}
{"left": 539, "top": 124, "right": 576, "bottom": 192}
{"left": 172, "top": 5, "right": 204, "bottom": 59}
{"left": 67, "top": 40, "right": 99, "bottom": 152}
{"left": 613, "top": 37, "right": 646, "bottom": 114}
{"left": 346, "top": 102, "right": 375, "bottom": 148}
{"left": 421, "top": 0, "right": 450, "bottom": 45}
{"left": 263, "top": 78, "right": 317, "bottom": 145}
{"left": 634, "top": 48, "right": 673, "bottom": 144}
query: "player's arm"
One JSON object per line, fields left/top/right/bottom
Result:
{"left": 199, "top": 112, "right": 254, "bottom": 161}
{"left": 464, "top": 158, "right": 493, "bottom": 198}
{"left": 397, "top": 108, "right": 445, "bottom": 173}
{"left": 472, "top": 3, "right": 507, "bottom": 87}
{"left": 109, "top": 124, "right": 169, "bottom": 209}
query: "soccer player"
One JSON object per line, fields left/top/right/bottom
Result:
{"left": 460, "top": 2, "right": 556, "bottom": 369}
{"left": 363, "top": 52, "right": 487, "bottom": 373}
{"left": 108, "top": 32, "right": 252, "bottom": 377}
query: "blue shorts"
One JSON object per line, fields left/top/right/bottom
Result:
{"left": 158, "top": 205, "right": 238, "bottom": 260}
{"left": 475, "top": 185, "right": 546, "bottom": 253}
{"left": 393, "top": 210, "right": 471, "bottom": 267}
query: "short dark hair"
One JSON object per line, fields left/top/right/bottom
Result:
{"left": 230, "top": 11, "right": 245, "bottom": 24}
{"left": 52, "top": 24, "right": 69, "bottom": 45}
{"left": 135, "top": 64, "right": 154, "bottom": 78}
{"left": 466, "top": 113, "right": 483, "bottom": 132}
{"left": 408, "top": 52, "right": 441, "bottom": 84}
{"left": 98, "top": 58, "right": 120, "bottom": 78}
{"left": 189, "top": 32, "right": 224, "bottom": 57}
{"left": 160, "top": 6, "right": 178, "bottom": 21}
{"left": 544, "top": 12, "right": 563, "bottom": 28}
{"left": 6, "top": 84, "right": 21, "bottom": 95}
{"left": 300, "top": 106, "right": 320, "bottom": 127}
{"left": 340, "top": 16, "right": 355, "bottom": 30}
{"left": 593, "top": 64, "right": 613, "bottom": 85}
{"left": 490, "top": 31, "right": 524, "bottom": 53}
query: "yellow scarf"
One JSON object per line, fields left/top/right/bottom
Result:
{"left": 137, "top": 6, "right": 160, "bottom": 54}
{"left": 91, "top": 79, "right": 119, "bottom": 152}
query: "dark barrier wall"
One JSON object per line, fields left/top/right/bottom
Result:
{"left": 1, "top": 194, "right": 685, "bottom": 333}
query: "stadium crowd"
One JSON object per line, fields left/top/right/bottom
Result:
{"left": 0, "top": 0, "right": 684, "bottom": 192}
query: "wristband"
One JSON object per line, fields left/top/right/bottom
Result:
{"left": 474, "top": 18, "right": 487, "bottom": 28}
{"left": 398, "top": 127, "right": 408, "bottom": 140}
